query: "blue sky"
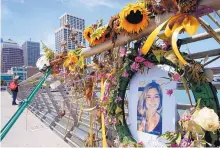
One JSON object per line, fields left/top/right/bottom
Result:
{"left": 1, "top": 0, "right": 134, "bottom": 48}
{"left": 1, "top": 0, "right": 219, "bottom": 67}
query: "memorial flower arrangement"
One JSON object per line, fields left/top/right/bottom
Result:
{"left": 35, "top": 0, "right": 220, "bottom": 147}
{"left": 119, "top": 2, "right": 150, "bottom": 33}
{"left": 162, "top": 103, "right": 220, "bottom": 147}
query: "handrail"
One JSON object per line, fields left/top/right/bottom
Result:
{"left": 80, "top": 0, "right": 220, "bottom": 58}
{"left": 0, "top": 68, "right": 51, "bottom": 141}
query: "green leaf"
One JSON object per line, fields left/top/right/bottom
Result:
{"left": 118, "top": 115, "right": 124, "bottom": 125}
{"left": 161, "top": 132, "right": 178, "bottom": 144}
{"left": 176, "top": 133, "right": 181, "bottom": 145}
{"left": 152, "top": 50, "right": 165, "bottom": 63}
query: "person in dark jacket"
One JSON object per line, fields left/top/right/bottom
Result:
{"left": 11, "top": 76, "right": 19, "bottom": 105}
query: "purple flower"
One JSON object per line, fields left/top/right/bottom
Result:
{"left": 102, "top": 96, "right": 108, "bottom": 102}
{"left": 179, "top": 137, "right": 191, "bottom": 147}
{"left": 115, "top": 97, "right": 122, "bottom": 103}
{"left": 131, "top": 62, "right": 140, "bottom": 71}
{"left": 135, "top": 56, "right": 145, "bottom": 63}
{"left": 166, "top": 89, "right": 173, "bottom": 96}
{"left": 120, "top": 47, "right": 126, "bottom": 57}
{"left": 105, "top": 83, "right": 111, "bottom": 90}
{"left": 162, "top": 40, "right": 171, "bottom": 51}
{"left": 122, "top": 72, "right": 129, "bottom": 77}
{"left": 143, "top": 61, "right": 153, "bottom": 67}
{"left": 104, "top": 117, "right": 108, "bottom": 124}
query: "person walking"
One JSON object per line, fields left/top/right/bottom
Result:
{"left": 9, "top": 76, "right": 19, "bottom": 105}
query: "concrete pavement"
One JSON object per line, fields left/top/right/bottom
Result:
{"left": 0, "top": 91, "right": 71, "bottom": 147}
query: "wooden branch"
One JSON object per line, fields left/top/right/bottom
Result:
{"left": 198, "top": 18, "right": 220, "bottom": 44}
{"left": 203, "top": 55, "right": 220, "bottom": 66}
{"left": 181, "top": 29, "right": 220, "bottom": 45}
{"left": 81, "top": 0, "right": 220, "bottom": 58}
{"left": 177, "top": 83, "right": 220, "bottom": 90}
{"left": 189, "top": 48, "right": 220, "bottom": 59}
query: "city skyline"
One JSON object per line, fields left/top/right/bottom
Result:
{"left": 1, "top": 39, "right": 24, "bottom": 72}
{"left": 2, "top": 0, "right": 132, "bottom": 50}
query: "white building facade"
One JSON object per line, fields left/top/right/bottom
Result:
{"left": 55, "top": 13, "right": 86, "bottom": 52}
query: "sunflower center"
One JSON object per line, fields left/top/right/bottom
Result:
{"left": 105, "top": 32, "right": 110, "bottom": 38}
{"left": 126, "top": 10, "right": 143, "bottom": 24}
{"left": 87, "top": 32, "right": 91, "bottom": 38}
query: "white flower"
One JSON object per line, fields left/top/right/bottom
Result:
{"left": 192, "top": 107, "right": 220, "bottom": 132}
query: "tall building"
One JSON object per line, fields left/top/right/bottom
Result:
{"left": 22, "top": 41, "right": 40, "bottom": 67}
{"left": 1, "top": 39, "right": 24, "bottom": 72}
{"left": 1, "top": 38, "right": 3, "bottom": 43}
{"left": 55, "top": 13, "right": 86, "bottom": 52}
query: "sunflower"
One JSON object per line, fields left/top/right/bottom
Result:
{"left": 63, "top": 51, "right": 78, "bottom": 71}
{"left": 119, "top": 3, "right": 150, "bottom": 33}
{"left": 90, "top": 26, "right": 107, "bottom": 46}
{"left": 83, "top": 27, "right": 94, "bottom": 43}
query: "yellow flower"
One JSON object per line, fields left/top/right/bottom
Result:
{"left": 83, "top": 27, "right": 94, "bottom": 43}
{"left": 192, "top": 107, "right": 219, "bottom": 132}
{"left": 63, "top": 51, "right": 78, "bottom": 71}
{"left": 119, "top": 3, "right": 150, "bottom": 33}
{"left": 90, "top": 26, "right": 106, "bottom": 46}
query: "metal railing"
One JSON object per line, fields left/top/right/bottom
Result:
{"left": 15, "top": 72, "right": 195, "bottom": 147}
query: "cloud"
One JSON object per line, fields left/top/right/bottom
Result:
{"left": 78, "top": 0, "right": 118, "bottom": 8}
{"left": 59, "top": 0, "right": 122, "bottom": 9}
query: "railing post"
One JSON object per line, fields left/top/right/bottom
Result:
{"left": 0, "top": 68, "right": 51, "bottom": 141}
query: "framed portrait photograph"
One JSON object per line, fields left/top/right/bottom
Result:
{"left": 126, "top": 66, "right": 178, "bottom": 147}
{"left": 137, "top": 80, "right": 163, "bottom": 135}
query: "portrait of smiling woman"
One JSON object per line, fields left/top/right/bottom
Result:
{"left": 137, "top": 80, "right": 162, "bottom": 135}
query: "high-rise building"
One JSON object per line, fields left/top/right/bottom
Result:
{"left": 1, "top": 38, "right": 3, "bottom": 43}
{"left": 22, "top": 41, "right": 40, "bottom": 67}
{"left": 1, "top": 39, "right": 24, "bottom": 73}
{"left": 55, "top": 13, "right": 86, "bottom": 52}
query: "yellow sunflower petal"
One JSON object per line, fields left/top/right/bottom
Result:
{"left": 119, "top": 3, "right": 150, "bottom": 33}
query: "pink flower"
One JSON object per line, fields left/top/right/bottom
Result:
{"left": 111, "top": 119, "right": 117, "bottom": 124}
{"left": 181, "top": 111, "right": 192, "bottom": 121}
{"left": 131, "top": 62, "right": 140, "bottom": 71}
{"left": 166, "top": 89, "right": 173, "bottom": 96}
{"left": 122, "top": 72, "right": 129, "bottom": 77}
{"left": 137, "top": 141, "right": 144, "bottom": 146}
{"left": 162, "top": 44, "right": 168, "bottom": 51}
{"left": 104, "top": 118, "right": 108, "bottom": 124}
{"left": 170, "top": 144, "right": 179, "bottom": 147}
{"left": 102, "top": 96, "right": 108, "bottom": 102}
{"left": 105, "top": 83, "right": 111, "bottom": 90}
{"left": 119, "top": 47, "right": 126, "bottom": 57}
{"left": 135, "top": 56, "right": 145, "bottom": 63}
{"left": 172, "top": 73, "right": 181, "bottom": 81}
{"left": 143, "top": 61, "right": 153, "bottom": 67}
{"left": 115, "top": 97, "right": 122, "bottom": 103}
